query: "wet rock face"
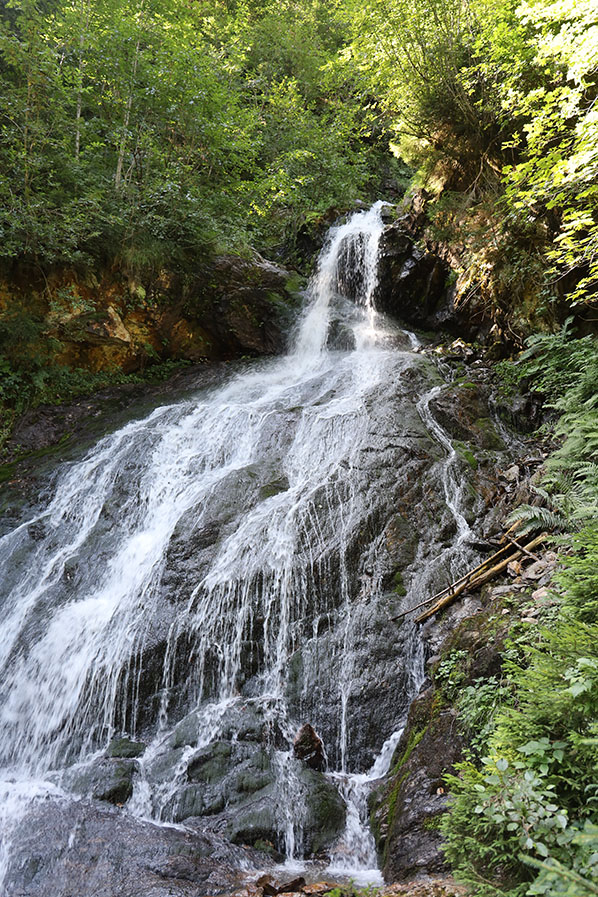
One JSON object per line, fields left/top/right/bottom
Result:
{"left": 427, "top": 382, "right": 504, "bottom": 452}
{"left": 371, "top": 688, "right": 466, "bottom": 883}
{"left": 139, "top": 700, "right": 346, "bottom": 858}
{"left": 4, "top": 798, "right": 258, "bottom": 897}
{"left": 5, "top": 361, "right": 230, "bottom": 463}
{"left": 377, "top": 222, "right": 450, "bottom": 333}
{"left": 63, "top": 756, "right": 139, "bottom": 805}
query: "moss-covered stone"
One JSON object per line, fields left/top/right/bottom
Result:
{"left": 187, "top": 741, "right": 233, "bottom": 784}
{"left": 64, "top": 757, "right": 138, "bottom": 805}
{"left": 371, "top": 686, "right": 464, "bottom": 882}
{"left": 260, "top": 476, "right": 290, "bottom": 499}
{"left": 106, "top": 736, "right": 146, "bottom": 759}
{"left": 393, "top": 570, "right": 408, "bottom": 597}
{"left": 300, "top": 766, "right": 347, "bottom": 855}
{"left": 453, "top": 440, "right": 478, "bottom": 470}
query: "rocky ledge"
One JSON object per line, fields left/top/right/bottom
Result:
{"left": 4, "top": 797, "right": 263, "bottom": 897}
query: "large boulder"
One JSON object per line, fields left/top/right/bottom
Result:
{"left": 376, "top": 220, "right": 450, "bottom": 332}
{"left": 3, "top": 797, "right": 261, "bottom": 897}
{"left": 62, "top": 756, "right": 139, "bottom": 805}
{"left": 140, "top": 700, "right": 346, "bottom": 859}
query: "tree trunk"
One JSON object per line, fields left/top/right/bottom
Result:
{"left": 115, "top": 7, "right": 143, "bottom": 189}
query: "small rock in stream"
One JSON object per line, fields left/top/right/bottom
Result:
{"left": 293, "top": 724, "right": 326, "bottom": 771}
{"left": 262, "top": 876, "right": 306, "bottom": 896}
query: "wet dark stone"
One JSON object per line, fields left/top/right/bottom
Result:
{"left": 293, "top": 724, "right": 326, "bottom": 771}
{"left": 377, "top": 223, "right": 450, "bottom": 333}
{"left": 4, "top": 798, "right": 259, "bottom": 897}
{"left": 143, "top": 701, "right": 346, "bottom": 858}
{"left": 264, "top": 876, "right": 306, "bottom": 895}
{"left": 202, "top": 764, "right": 345, "bottom": 857}
{"left": 63, "top": 757, "right": 139, "bottom": 805}
{"left": 107, "top": 736, "right": 146, "bottom": 759}
{"left": 189, "top": 253, "right": 300, "bottom": 358}
{"left": 427, "top": 384, "right": 504, "bottom": 452}
{"left": 6, "top": 363, "right": 231, "bottom": 464}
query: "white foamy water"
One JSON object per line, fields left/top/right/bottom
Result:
{"left": 0, "top": 202, "right": 485, "bottom": 889}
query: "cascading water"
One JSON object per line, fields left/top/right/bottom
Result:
{"left": 0, "top": 202, "right": 489, "bottom": 895}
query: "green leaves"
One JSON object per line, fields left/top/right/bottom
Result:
{"left": 0, "top": 0, "right": 379, "bottom": 268}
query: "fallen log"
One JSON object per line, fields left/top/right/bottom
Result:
{"left": 392, "top": 541, "right": 519, "bottom": 621}
{"left": 414, "top": 533, "right": 548, "bottom": 624}
{"left": 505, "top": 534, "right": 541, "bottom": 562}
{"left": 393, "top": 545, "right": 511, "bottom": 620}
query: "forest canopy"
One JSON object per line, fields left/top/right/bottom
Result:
{"left": 1, "top": 0, "right": 596, "bottom": 308}
{"left": 0, "top": 0, "right": 387, "bottom": 270}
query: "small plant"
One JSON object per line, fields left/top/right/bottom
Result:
{"left": 434, "top": 649, "right": 469, "bottom": 698}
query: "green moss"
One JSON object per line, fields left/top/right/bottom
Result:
{"left": 389, "top": 725, "right": 428, "bottom": 778}
{"left": 0, "top": 461, "right": 16, "bottom": 484}
{"left": 453, "top": 440, "right": 479, "bottom": 469}
{"left": 283, "top": 272, "right": 306, "bottom": 301}
{"left": 253, "top": 839, "right": 279, "bottom": 857}
{"left": 386, "top": 770, "right": 409, "bottom": 828}
{"left": 393, "top": 569, "right": 407, "bottom": 597}
{"left": 260, "top": 476, "right": 289, "bottom": 499}
{"left": 0, "top": 432, "right": 73, "bottom": 480}
{"left": 473, "top": 416, "right": 504, "bottom": 450}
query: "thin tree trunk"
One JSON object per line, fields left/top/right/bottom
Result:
{"left": 115, "top": 6, "right": 143, "bottom": 189}
{"left": 75, "top": 0, "right": 92, "bottom": 161}
{"left": 24, "top": 75, "right": 31, "bottom": 198}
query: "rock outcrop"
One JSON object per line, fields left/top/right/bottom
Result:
{"left": 371, "top": 687, "right": 465, "bottom": 882}
{"left": 377, "top": 221, "right": 450, "bottom": 333}
{"left": 130, "top": 700, "right": 346, "bottom": 859}
{"left": 293, "top": 724, "right": 326, "bottom": 771}
{"left": 1, "top": 252, "right": 302, "bottom": 382}
{"left": 3, "top": 798, "right": 261, "bottom": 897}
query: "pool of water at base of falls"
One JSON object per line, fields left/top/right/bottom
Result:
{"left": 0, "top": 202, "right": 483, "bottom": 891}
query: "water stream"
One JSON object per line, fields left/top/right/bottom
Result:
{"left": 0, "top": 202, "right": 486, "bottom": 892}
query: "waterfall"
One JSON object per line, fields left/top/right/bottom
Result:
{"left": 0, "top": 202, "right": 486, "bottom": 892}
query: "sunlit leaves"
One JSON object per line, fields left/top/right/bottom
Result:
{"left": 0, "top": 0, "right": 379, "bottom": 266}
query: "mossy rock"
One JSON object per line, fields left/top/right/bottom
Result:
{"left": 473, "top": 416, "right": 505, "bottom": 451}
{"left": 392, "top": 570, "right": 408, "bottom": 597}
{"left": 260, "top": 476, "right": 289, "bottom": 499}
{"left": 299, "top": 766, "right": 347, "bottom": 855}
{"left": 64, "top": 758, "right": 138, "bottom": 805}
{"left": 106, "top": 736, "right": 146, "bottom": 759}
{"left": 187, "top": 741, "right": 233, "bottom": 784}
{"left": 453, "top": 440, "right": 479, "bottom": 470}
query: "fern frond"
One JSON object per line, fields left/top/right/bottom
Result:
{"left": 507, "top": 504, "right": 568, "bottom": 536}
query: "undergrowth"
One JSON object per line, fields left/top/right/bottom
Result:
{"left": 441, "top": 320, "right": 598, "bottom": 896}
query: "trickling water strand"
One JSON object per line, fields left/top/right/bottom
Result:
{"left": 325, "top": 621, "right": 425, "bottom": 884}
{"left": 417, "top": 385, "right": 473, "bottom": 546}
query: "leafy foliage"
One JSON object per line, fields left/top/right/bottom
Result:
{"left": 350, "top": 0, "right": 598, "bottom": 308}
{"left": 441, "top": 321, "right": 598, "bottom": 895}
{"left": 441, "top": 568, "right": 598, "bottom": 895}
{"left": 504, "top": 323, "right": 598, "bottom": 532}
{"left": 0, "top": 0, "right": 386, "bottom": 271}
